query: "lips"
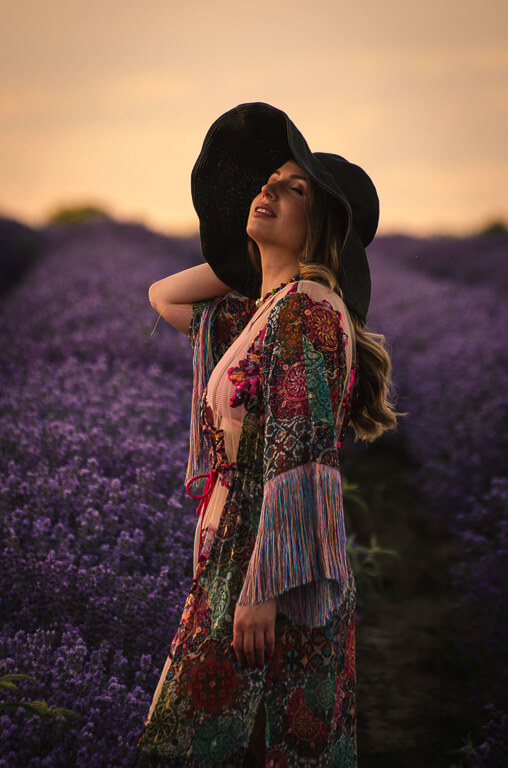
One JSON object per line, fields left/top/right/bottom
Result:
{"left": 254, "top": 202, "right": 275, "bottom": 217}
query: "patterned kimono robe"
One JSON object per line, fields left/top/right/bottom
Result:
{"left": 138, "top": 280, "right": 358, "bottom": 767}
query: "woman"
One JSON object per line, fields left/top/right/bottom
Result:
{"left": 137, "top": 102, "right": 402, "bottom": 767}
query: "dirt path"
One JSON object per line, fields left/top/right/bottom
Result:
{"left": 343, "top": 437, "right": 477, "bottom": 768}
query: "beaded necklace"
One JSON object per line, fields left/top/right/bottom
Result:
{"left": 255, "top": 274, "right": 301, "bottom": 309}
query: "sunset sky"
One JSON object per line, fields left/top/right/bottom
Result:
{"left": 1, "top": 0, "right": 506, "bottom": 237}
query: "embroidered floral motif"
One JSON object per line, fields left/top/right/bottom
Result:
{"left": 200, "top": 394, "right": 236, "bottom": 488}
{"left": 227, "top": 326, "right": 266, "bottom": 416}
{"left": 285, "top": 688, "right": 331, "bottom": 756}
{"left": 178, "top": 645, "right": 241, "bottom": 716}
{"left": 303, "top": 303, "right": 344, "bottom": 352}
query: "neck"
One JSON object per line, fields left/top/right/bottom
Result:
{"left": 259, "top": 248, "right": 300, "bottom": 298}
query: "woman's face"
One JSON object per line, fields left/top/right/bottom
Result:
{"left": 246, "top": 159, "right": 309, "bottom": 257}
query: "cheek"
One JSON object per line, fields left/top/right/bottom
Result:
{"left": 288, "top": 201, "right": 304, "bottom": 221}
{"left": 294, "top": 206, "right": 308, "bottom": 236}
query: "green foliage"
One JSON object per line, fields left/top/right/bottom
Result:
{"left": 341, "top": 477, "right": 369, "bottom": 522}
{"left": 446, "top": 733, "right": 478, "bottom": 767}
{"left": 346, "top": 532, "right": 400, "bottom": 607}
{"left": 342, "top": 476, "right": 400, "bottom": 607}
{"left": 478, "top": 218, "right": 507, "bottom": 235}
{"left": 46, "top": 204, "right": 111, "bottom": 226}
{"left": 0, "top": 673, "right": 38, "bottom": 691}
{"left": 0, "top": 672, "right": 83, "bottom": 724}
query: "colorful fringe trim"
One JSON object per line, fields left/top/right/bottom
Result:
{"left": 236, "top": 461, "right": 350, "bottom": 627}
{"left": 185, "top": 299, "right": 221, "bottom": 494}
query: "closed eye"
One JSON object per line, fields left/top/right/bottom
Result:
{"left": 264, "top": 176, "right": 306, "bottom": 195}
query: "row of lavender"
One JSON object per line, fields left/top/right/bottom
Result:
{"left": 0, "top": 222, "right": 205, "bottom": 767}
{"left": 1, "top": 220, "right": 506, "bottom": 765}
{"left": 367, "top": 234, "right": 508, "bottom": 765}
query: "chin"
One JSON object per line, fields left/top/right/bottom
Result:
{"left": 246, "top": 222, "right": 264, "bottom": 244}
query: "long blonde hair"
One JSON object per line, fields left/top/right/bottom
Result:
{"left": 247, "top": 173, "right": 406, "bottom": 442}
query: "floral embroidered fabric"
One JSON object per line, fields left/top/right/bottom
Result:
{"left": 138, "top": 281, "right": 358, "bottom": 767}
{"left": 227, "top": 325, "right": 266, "bottom": 416}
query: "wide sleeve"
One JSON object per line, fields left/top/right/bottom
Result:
{"left": 185, "top": 292, "right": 257, "bottom": 492}
{"left": 188, "top": 299, "right": 211, "bottom": 352}
{"left": 236, "top": 290, "right": 352, "bottom": 627}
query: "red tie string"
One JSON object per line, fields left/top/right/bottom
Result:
{"left": 185, "top": 468, "right": 219, "bottom": 562}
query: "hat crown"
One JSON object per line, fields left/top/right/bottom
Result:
{"left": 191, "top": 102, "right": 379, "bottom": 323}
{"left": 312, "top": 152, "right": 380, "bottom": 247}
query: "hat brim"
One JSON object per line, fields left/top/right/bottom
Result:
{"left": 191, "top": 102, "right": 375, "bottom": 321}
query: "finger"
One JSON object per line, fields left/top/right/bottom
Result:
{"left": 233, "top": 632, "right": 245, "bottom": 667}
{"left": 265, "top": 625, "right": 275, "bottom": 661}
{"left": 243, "top": 631, "right": 255, "bottom": 669}
{"left": 228, "top": 639, "right": 237, "bottom": 661}
{"left": 254, "top": 629, "right": 265, "bottom": 667}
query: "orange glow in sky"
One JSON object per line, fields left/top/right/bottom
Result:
{"left": 1, "top": 0, "right": 506, "bottom": 236}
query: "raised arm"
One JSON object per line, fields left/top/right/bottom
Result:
{"left": 148, "top": 262, "right": 234, "bottom": 334}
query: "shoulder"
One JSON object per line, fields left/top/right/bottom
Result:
{"left": 188, "top": 291, "right": 256, "bottom": 351}
{"left": 269, "top": 280, "right": 346, "bottom": 311}
{"left": 268, "top": 280, "right": 349, "bottom": 330}
{"left": 202, "top": 291, "right": 258, "bottom": 356}
{"left": 213, "top": 291, "right": 257, "bottom": 333}
{"left": 295, "top": 279, "right": 349, "bottom": 317}
{"left": 217, "top": 290, "right": 257, "bottom": 315}
{"left": 263, "top": 280, "right": 354, "bottom": 363}
{"left": 191, "top": 290, "right": 256, "bottom": 327}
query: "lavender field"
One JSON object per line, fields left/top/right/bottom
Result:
{"left": 0, "top": 217, "right": 507, "bottom": 767}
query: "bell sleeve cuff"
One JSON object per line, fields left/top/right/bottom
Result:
{"left": 236, "top": 461, "right": 350, "bottom": 625}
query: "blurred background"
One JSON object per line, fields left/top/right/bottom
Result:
{"left": 1, "top": 2, "right": 507, "bottom": 767}
{"left": 1, "top": 0, "right": 507, "bottom": 236}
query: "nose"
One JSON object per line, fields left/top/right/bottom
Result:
{"left": 260, "top": 180, "right": 277, "bottom": 198}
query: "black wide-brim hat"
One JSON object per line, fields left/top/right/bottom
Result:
{"left": 191, "top": 101, "right": 380, "bottom": 323}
